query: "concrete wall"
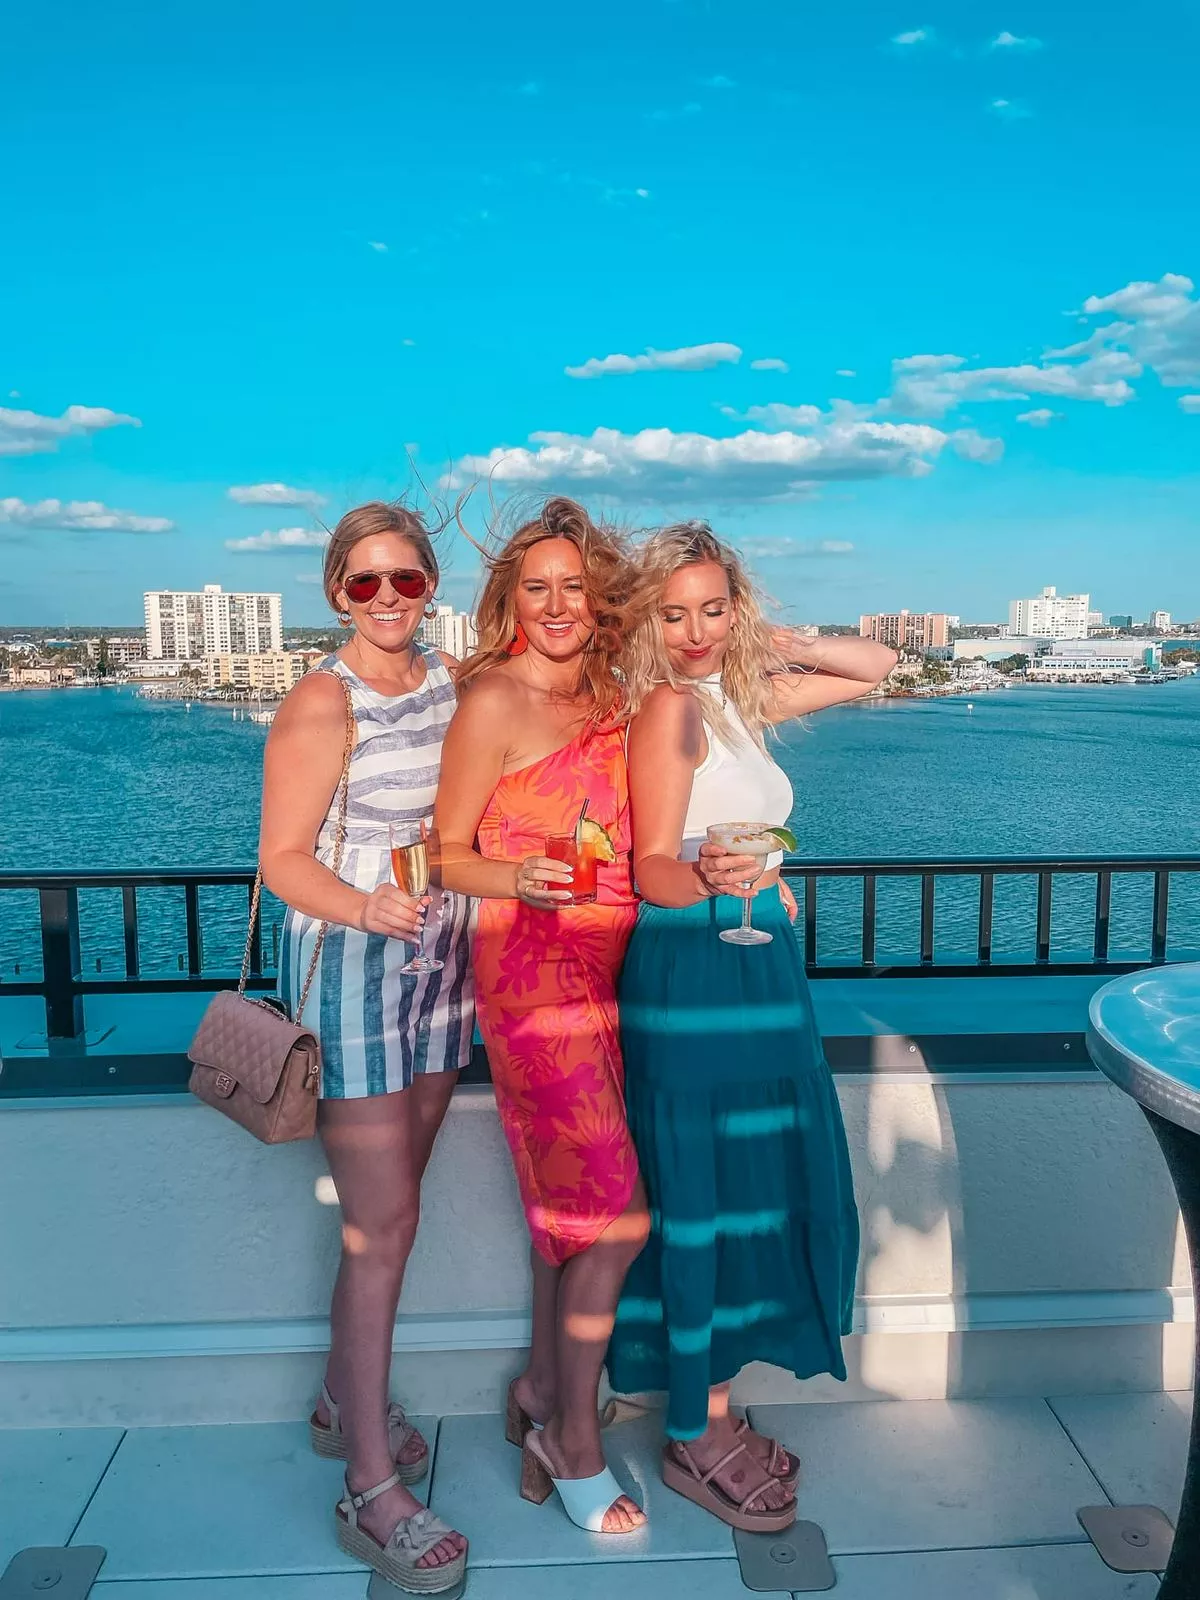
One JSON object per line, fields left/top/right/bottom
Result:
{"left": 1, "top": 1075, "right": 1191, "bottom": 1426}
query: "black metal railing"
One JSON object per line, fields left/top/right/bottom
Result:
{"left": 786, "top": 854, "right": 1200, "bottom": 980}
{"left": 2, "top": 856, "right": 1198, "bottom": 1052}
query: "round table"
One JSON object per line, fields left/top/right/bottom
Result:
{"left": 1088, "top": 963, "right": 1200, "bottom": 1597}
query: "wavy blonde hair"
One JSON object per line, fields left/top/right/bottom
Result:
{"left": 457, "top": 495, "right": 638, "bottom": 726}
{"left": 626, "top": 520, "right": 785, "bottom": 745}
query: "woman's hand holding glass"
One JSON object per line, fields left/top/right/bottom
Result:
{"left": 514, "top": 854, "right": 575, "bottom": 910}
{"left": 696, "top": 840, "right": 760, "bottom": 899}
{"left": 358, "top": 881, "right": 428, "bottom": 938}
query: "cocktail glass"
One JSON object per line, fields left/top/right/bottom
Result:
{"left": 545, "top": 833, "right": 598, "bottom": 905}
{"left": 706, "top": 822, "right": 776, "bottom": 946}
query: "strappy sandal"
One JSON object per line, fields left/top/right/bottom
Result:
{"left": 503, "top": 1379, "right": 648, "bottom": 1448}
{"left": 661, "top": 1438, "right": 797, "bottom": 1532}
{"left": 734, "top": 1416, "right": 802, "bottom": 1489}
{"left": 310, "top": 1383, "right": 428, "bottom": 1485}
{"left": 519, "top": 1429, "right": 645, "bottom": 1534}
{"left": 335, "top": 1471, "right": 467, "bottom": 1595}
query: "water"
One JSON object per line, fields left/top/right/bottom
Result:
{"left": 2, "top": 679, "right": 1198, "bottom": 977}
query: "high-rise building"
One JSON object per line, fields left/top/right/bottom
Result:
{"left": 1087, "top": 610, "right": 1106, "bottom": 629}
{"left": 144, "top": 585, "right": 283, "bottom": 660}
{"left": 859, "top": 610, "right": 952, "bottom": 651}
{"left": 418, "top": 605, "right": 478, "bottom": 659}
{"left": 1007, "top": 587, "right": 1089, "bottom": 640}
{"left": 1150, "top": 609, "right": 1172, "bottom": 631}
{"left": 1109, "top": 614, "right": 1134, "bottom": 629}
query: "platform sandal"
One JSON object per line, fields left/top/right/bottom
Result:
{"left": 661, "top": 1438, "right": 797, "bottom": 1533}
{"left": 734, "top": 1416, "right": 802, "bottom": 1489}
{"left": 335, "top": 1471, "right": 467, "bottom": 1595}
{"left": 310, "top": 1383, "right": 429, "bottom": 1485}
{"left": 504, "top": 1380, "right": 648, "bottom": 1448}
{"left": 519, "top": 1429, "right": 645, "bottom": 1534}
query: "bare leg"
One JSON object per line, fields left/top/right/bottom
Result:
{"left": 318, "top": 1085, "right": 465, "bottom": 1570}
{"left": 666, "top": 1382, "right": 792, "bottom": 1513}
{"left": 512, "top": 1247, "right": 561, "bottom": 1425}
{"left": 318, "top": 1072, "right": 458, "bottom": 1470}
{"left": 537, "top": 1183, "right": 651, "bottom": 1534}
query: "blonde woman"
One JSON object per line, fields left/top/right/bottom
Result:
{"left": 261, "top": 501, "right": 470, "bottom": 1594}
{"left": 607, "top": 521, "right": 896, "bottom": 1532}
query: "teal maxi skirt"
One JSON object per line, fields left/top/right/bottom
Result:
{"left": 607, "top": 886, "right": 859, "bottom": 1440}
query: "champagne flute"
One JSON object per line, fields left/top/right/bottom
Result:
{"left": 706, "top": 822, "right": 776, "bottom": 946}
{"left": 389, "top": 821, "right": 444, "bottom": 974}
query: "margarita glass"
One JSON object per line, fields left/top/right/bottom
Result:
{"left": 706, "top": 822, "right": 779, "bottom": 946}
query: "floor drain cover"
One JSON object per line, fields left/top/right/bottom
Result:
{"left": 735, "top": 1522, "right": 835, "bottom": 1591}
{"left": 1077, "top": 1505, "right": 1175, "bottom": 1572}
{"left": 0, "top": 1549, "right": 105, "bottom": 1600}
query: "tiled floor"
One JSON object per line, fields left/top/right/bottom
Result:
{"left": 0, "top": 1392, "right": 1188, "bottom": 1597}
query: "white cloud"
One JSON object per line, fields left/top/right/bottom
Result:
{"left": 1017, "top": 408, "right": 1062, "bottom": 426}
{"left": 1079, "top": 273, "right": 1200, "bottom": 387}
{"left": 989, "top": 30, "right": 1042, "bottom": 49}
{"left": 0, "top": 404, "right": 141, "bottom": 457}
{"left": 720, "top": 402, "right": 824, "bottom": 429}
{"left": 368, "top": 240, "right": 388, "bottom": 253}
{"left": 0, "top": 497, "right": 173, "bottom": 533}
{"left": 443, "top": 418, "right": 984, "bottom": 503}
{"left": 635, "top": 187, "right": 651, "bottom": 199}
{"left": 750, "top": 357, "right": 789, "bottom": 373}
{"left": 989, "top": 98, "right": 1033, "bottom": 119}
{"left": 885, "top": 349, "right": 1139, "bottom": 415}
{"left": 836, "top": 369, "right": 857, "bottom": 378}
{"left": 565, "top": 341, "right": 742, "bottom": 379}
{"left": 700, "top": 74, "right": 736, "bottom": 88}
{"left": 225, "top": 527, "right": 328, "bottom": 553}
{"left": 228, "top": 483, "right": 327, "bottom": 510}
{"left": 892, "top": 27, "right": 932, "bottom": 46}
{"left": 950, "top": 428, "right": 1005, "bottom": 463}
{"left": 743, "top": 537, "right": 856, "bottom": 560}
{"left": 1180, "top": 395, "right": 1200, "bottom": 413}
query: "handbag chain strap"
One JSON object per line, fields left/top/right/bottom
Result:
{"left": 238, "top": 670, "right": 357, "bottom": 1024}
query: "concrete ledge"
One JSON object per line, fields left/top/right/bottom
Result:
{"left": 2, "top": 1287, "right": 1194, "bottom": 1366}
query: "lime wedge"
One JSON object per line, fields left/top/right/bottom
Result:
{"left": 767, "top": 826, "right": 798, "bottom": 853}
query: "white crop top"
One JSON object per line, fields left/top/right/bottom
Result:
{"left": 680, "top": 677, "right": 795, "bottom": 870}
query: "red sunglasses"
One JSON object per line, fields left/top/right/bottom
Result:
{"left": 343, "top": 568, "right": 429, "bottom": 605}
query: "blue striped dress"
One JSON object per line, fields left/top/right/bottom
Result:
{"left": 278, "top": 651, "right": 474, "bottom": 1098}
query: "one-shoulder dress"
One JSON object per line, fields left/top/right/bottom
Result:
{"left": 473, "top": 725, "right": 640, "bottom": 1266}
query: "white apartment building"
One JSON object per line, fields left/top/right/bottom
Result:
{"left": 1007, "top": 586, "right": 1090, "bottom": 640}
{"left": 144, "top": 585, "right": 283, "bottom": 660}
{"left": 1150, "top": 609, "right": 1172, "bottom": 631}
{"left": 418, "top": 606, "right": 477, "bottom": 659}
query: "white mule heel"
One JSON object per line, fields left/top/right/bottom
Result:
{"left": 519, "top": 1430, "right": 643, "bottom": 1534}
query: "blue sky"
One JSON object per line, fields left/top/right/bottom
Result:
{"left": 2, "top": 0, "right": 1198, "bottom": 628}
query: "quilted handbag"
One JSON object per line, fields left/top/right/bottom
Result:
{"left": 187, "top": 674, "right": 355, "bottom": 1143}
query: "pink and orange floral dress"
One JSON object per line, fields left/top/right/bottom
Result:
{"left": 474, "top": 725, "right": 640, "bottom": 1266}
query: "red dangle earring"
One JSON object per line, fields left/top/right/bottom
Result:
{"left": 507, "top": 622, "right": 529, "bottom": 657}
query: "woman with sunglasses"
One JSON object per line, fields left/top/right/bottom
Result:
{"left": 260, "top": 501, "right": 471, "bottom": 1596}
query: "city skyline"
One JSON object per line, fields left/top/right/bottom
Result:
{"left": 1, "top": 1, "right": 1198, "bottom": 627}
